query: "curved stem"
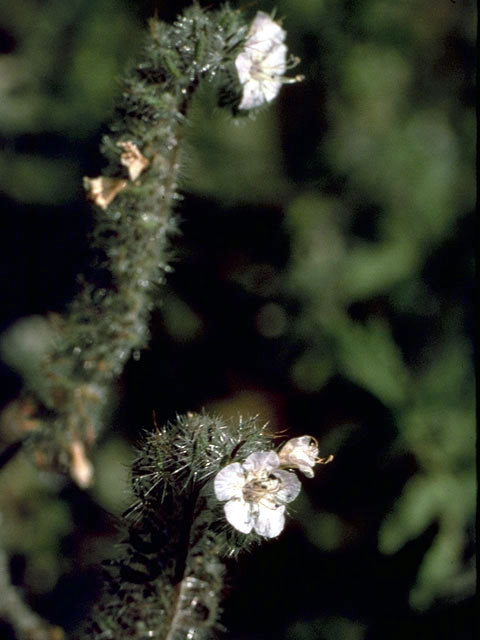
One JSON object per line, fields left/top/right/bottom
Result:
{"left": 2, "top": 4, "right": 249, "bottom": 483}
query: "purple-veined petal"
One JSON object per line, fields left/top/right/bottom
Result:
{"left": 242, "top": 450, "right": 280, "bottom": 474}
{"left": 214, "top": 462, "right": 245, "bottom": 501}
{"left": 238, "top": 81, "right": 264, "bottom": 110}
{"left": 263, "top": 43, "right": 287, "bottom": 76}
{"left": 247, "top": 12, "right": 286, "bottom": 52}
{"left": 278, "top": 435, "right": 320, "bottom": 478}
{"left": 254, "top": 503, "right": 285, "bottom": 538}
{"left": 272, "top": 470, "right": 302, "bottom": 503}
{"left": 224, "top": 498, "right": 254, "bottom": 534}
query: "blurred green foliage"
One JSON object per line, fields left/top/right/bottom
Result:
{"left": 0, "top": 455, "right": 73, "bottom": 595}
{"left": 0, "top": 0, "right": 143, "bottom": 204}
{"left": 0, "top": 0, "right": 475, "bottom": 638}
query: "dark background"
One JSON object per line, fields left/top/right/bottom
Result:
{"left": 0, "top": 1, "right": 475, "bottom": 638}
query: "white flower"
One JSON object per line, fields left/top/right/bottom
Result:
{"left": 278, "top": 436, "right": 318, "bottom": 478}
{"left": 235, "top": 12, "right": 290, "bottom": 110}
{"left": 278, "top": 436, "right": 334, "bottom": 478}
{"left": 214, "top": 450, "right": 301, "bottom": 538}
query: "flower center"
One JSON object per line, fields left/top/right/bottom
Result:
{"left": 242, "top": 474, "right": 281, "bottom": 503}
{"left": 249, "top": 55, "right": 278, "bottom": 82}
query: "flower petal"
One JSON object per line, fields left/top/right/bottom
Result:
{"left": 272, "top": 470, "right": 302, "bottom": 503}
{"left": 254, "top": 504, "right": 285, "bottom": 538}
{"left": 263, "top": 43, "right": 287, "bottom": 76}
{"left": 242, "top": 450, "right": 280, "bottom": 474}
{"left": 257, "top": 77, "right": 282, "bottom": 104}
{"left": 238, "top": 81, "right": 265, "bottom": 110}
{"left": 235, "top": 51, "right": 253, "bottom": 84}
{"left": 224, "top": 499, "right": 254, "bottom": 534}
{"left": 247, "top": 12, "right": 286, "bottom": 53}
{"left": 278, "top": 435, "right": 319, "bottom": 478}
{"left": 214, "top": 462, "right": 245, "bottom": 501}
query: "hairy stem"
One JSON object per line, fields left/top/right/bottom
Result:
{"left": 84, "top": 413, "right": 273, "bottom": 640}
{"left": 2, "top": 3, "right": 250, "bottom": 483}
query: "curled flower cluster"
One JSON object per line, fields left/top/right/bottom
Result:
{"left": 235, "top": 11, "right": 300, "bottom": 111}
{"left": 214, "top": 436, "right": 331, "bottom": 538}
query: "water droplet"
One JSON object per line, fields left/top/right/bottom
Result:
{"left": 117, "top": 349, "right": 127, "bottom": 363}
{"left": 108, "top": 209, "right": 121, "bottom": 221}
{"left": 140, "top": 213, "right": 158, "bottom": 230}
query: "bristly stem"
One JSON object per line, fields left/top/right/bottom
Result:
{"left": 84, "top": 413, "right": 273, "bottom": 639}
{"left": 0, "top": 5, "right": 306, "bottom": 639}
{"left": 2, "top": 4, "right": 250, "bottom": 484}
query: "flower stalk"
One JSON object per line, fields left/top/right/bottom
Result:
{"left": 1, "top": 4, "right": 299, "bottom": 484}
{"left": 0, "top": 6, "right": 309, "bottom": 638}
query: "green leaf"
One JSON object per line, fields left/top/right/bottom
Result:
{"left": 378, "top": 474, "right": 442, "bottom": 555}
{"left": 335, "top": 316, "right": 409, "bottom": 408}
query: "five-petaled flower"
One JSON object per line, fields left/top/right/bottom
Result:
{"left": 214, "top": 450, "right": 301, "bottom": 538}
{"left": 235, "top": 11, "right": 292, "bottom": 110}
